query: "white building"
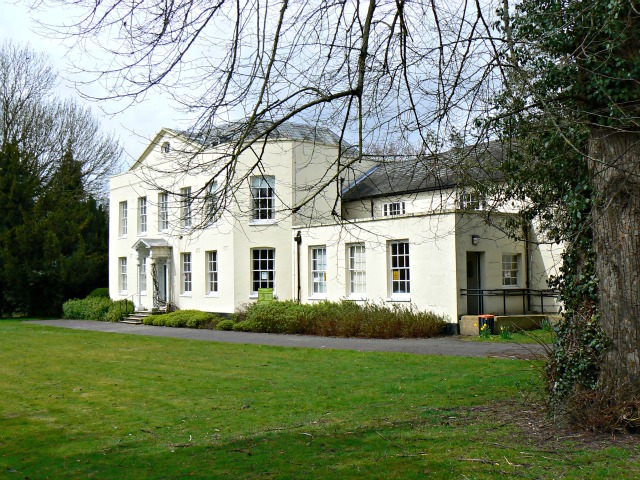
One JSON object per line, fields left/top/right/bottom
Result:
{"left": 109, "top": 123, "right": 561, "bottom": 328}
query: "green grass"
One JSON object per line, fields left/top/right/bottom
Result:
{"left": 1, "top": 320, "right": 637, "bottom": 479}
{"left": 463, "top": 328, "right": 557, "bottom": 344}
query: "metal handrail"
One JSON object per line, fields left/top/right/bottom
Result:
{"left": 117, "top": 294, "right": 136, "bottom": 321}
{"left": 460, "top": 288, "right": 560, "bottom": 315}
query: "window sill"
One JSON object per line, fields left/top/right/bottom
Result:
{"left": 308, "top": 296, "right": 327, "bottom": 301}
{"left": 346, "top": 296, "right": 367, "bottom": 301}
{"left": 118, "top": 291, "right": 128, "bottom": 296}
{"left": 249, "top": 220, "right": 277, "bottom": 226}
{"left": 386, "top": 297, "right": 411, "bottom": 302}
{"left": 180, "top": 293, "right": 192, "bottom": 297}
{"left": 138, "top": 232, "right": 147, "bottom": 237}
{"left": 119, "top": 235, "right": 128, "bottom": 239}
{"left": 140, "top": 292, "right": 147, "bottom": 296}
{"left": 206, "top": 293, "right": 219, "bottom": 298}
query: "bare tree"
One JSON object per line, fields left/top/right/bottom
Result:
{"left": 33, "top": 0, "right": 502, "bottom": 212}
{"left": 0, "top": 41, "right": 122, "bottom": 196}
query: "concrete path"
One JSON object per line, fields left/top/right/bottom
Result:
{"left": 28, "top": 320, "right": 548, "bottom": 359}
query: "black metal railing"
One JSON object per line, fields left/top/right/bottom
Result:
{"left": 460, "top": 288, "right": 560, "bottom": 315}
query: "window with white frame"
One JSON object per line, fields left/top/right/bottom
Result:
{"left": 252, "top": 248, "right": 275, "bottom": 293}
{"left": 162, "top": 141, "right": 171, "bottom": 154}
{"left": 206, "top": 251, "right": 218, "bottom": 294}
{"left": 458, "top": 191, "right": 484, "bottom": 210}
{"left": 181, "top": 187, "right": 192, "bottom": 227}
{"left": 310, "top": 246, "right": 327, "bottom": 296}
{"left": 502, "top": 254, "right": 519, "bottom": 287}
{"left": 389, "top": 241, "right": 410, "bottom": 297}
{"left": 158, "top": 192, "right": 169, "bottom": 231}
{"left": 119, "top": 201, "right": 128, "bottom": 236}
{"left": 347, "top": 243, "right": 366, "bottom": 297}
{"left": 139, "top": 257, "right": 147, "bottom": 294}
{"left": 119, "top": 257, "right": 127, "bottom": 292}
{"left": 383, "top": 201, "right": 406, "bottom": 217}
{"left": 182, "top": 253, "right": 192, "bottom": 293}
{"left": 205, "top": 182, "right": 219, "bottom": 225}
{"left": 138, "top": 196, "right": 147, "bottom": 234}
{"left": 250, "top": 176, "right": 275, "bottom": 221}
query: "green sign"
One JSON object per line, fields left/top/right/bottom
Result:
{"left": 258, "top": 288, "right": 274, "bottom": 303}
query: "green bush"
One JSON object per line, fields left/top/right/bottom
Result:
{"left": 245, "top": 300, "right": 306, "bottom": 334}
{"left": 105, "top": 300, "right": 135, "bottom": 322}
{"left": 232, "top": 320, "right": 256, "bottom": 332}
{"left": 235, "top": 300, "right": 448, "bottom": 339}
{"left": 216, "top": 319, "right": 235, "bottom": 331}
{"left": 145, "top": 310, "right": 220, "bottom": 329}
{"left": 86, "top": 288, "right": 110, "bottom": 298}
{"left": 62, "top": 297, "right": 113, "bottom": 321}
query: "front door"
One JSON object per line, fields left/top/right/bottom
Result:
{"left": 466, "top": 252, "right": 483, "bottom": 315}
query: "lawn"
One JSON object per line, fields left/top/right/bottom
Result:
{"left": 0, "top": 320, "right": 637, "bottom": 479}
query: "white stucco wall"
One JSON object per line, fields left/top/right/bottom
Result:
{"left": 295, "top": 213, "right": 460, "bottom": 322}
{"left": 109, "top": 129, "right": 344, "bottom": 313}
{"left": 109, "top": 128, "right": 564, "bottom": 321}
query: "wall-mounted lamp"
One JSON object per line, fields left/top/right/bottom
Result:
{"left": 471, "top": 234, "right": 480, "bottom": 246}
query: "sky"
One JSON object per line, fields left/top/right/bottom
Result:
{"left": 0, "top": 0, "right": 192, "bottom": 169}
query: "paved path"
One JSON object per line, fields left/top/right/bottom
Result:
{"left": 28, "top": 320, "right": 547, "bottom": 359}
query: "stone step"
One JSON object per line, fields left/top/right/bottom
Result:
{"left": 120, "top": 310, "right": 153, "bottom": 324}
{"left": 120, "top": 318, "right": 143, "bottom": 325}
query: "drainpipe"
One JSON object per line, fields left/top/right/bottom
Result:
{"left": 294, "top": 231, "right": 302, "bottom": 303}
{"left": 523, "top": 220, "right": 530, "bottom": 313}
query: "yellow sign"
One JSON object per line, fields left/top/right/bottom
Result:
{"left": 392, "top": 270, "right": 399, "bottom": 281}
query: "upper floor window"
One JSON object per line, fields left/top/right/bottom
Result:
{"left": 389, "top": 241, "right": 410, "bottom": 298}
{"left": 251, "top": 176, "right": 275, "bottom": 221}
{"left": 138, "top": 196, "right": 147, "bottom": 234}
{"left": 162, "top": 141, "right": 171, "bottom": 154}
{"left": 347, "top": 243, "right": 366, "bottom": 297}
{"left": 119, "top": 201, "right": 128, "bottom": 236}
{"left": 180, "top": 187, "right": 192, "bottom": 228}
{"left": 458, "top": 191, "right": 484, "bottom": 211}
{"left": 182, "top": 252, "right": 192, "bottom": 293}
{"left": 206, "top": 251, "right": 218, "bottom": 294}
{"left": 205, "top": 181, "right": 219, "bottom": 225}
{"left": 158, "top": 192, "right": 169, "bottom": 231}
{"left": 310, "top": 246, "right": 327, "bottom": 297}
{"left": 502, "top": 254, "right": 520, "bottom": 287}
{"left": 252, "top": 248, "right": 275, "bottom": 294}
{"left": 383, "top": 201, "right": 406, "bottom": 217}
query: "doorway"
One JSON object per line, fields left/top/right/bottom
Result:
{"left": 156, "top": 260, "right": 169, "bottom": 306}
{"left": 466, "top": 252, "right": 483, "bottom": 315}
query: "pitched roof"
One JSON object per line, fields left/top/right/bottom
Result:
{"left": 342, "top": 142, "right": 504, "bottom": 201}
{"left": 179, "top": 121, "right": 347, "bottom": 148}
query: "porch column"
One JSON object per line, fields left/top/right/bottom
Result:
{"left": 149, "top": 257, "right": 158, "bottom": 309}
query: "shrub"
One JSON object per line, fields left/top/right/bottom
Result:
{"left": 145, "top": 310, "right": 220, "bottom": 329}
{"left": 232, "top": 320, "right": 256, "bottom": 332}
{"left": 86, "top": 288, "right": 110, "bottom": 298}
{"left": 245, "top": 300, "right": 306, "bottom": 334}
{"left": 216, "top": 319, "right": 235, "bottom": 331}
{"left": 105, "top": 300, "right": 135, "bottom": 322}
{"left": 233, "top": 300, "right": 448, "bottom": 339}
{"left": 62, "top": 297, "right": 113, "bottom": 321}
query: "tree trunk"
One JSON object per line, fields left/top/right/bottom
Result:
{"left": 588, "top": 130, "right": 640, "bottom": 391}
